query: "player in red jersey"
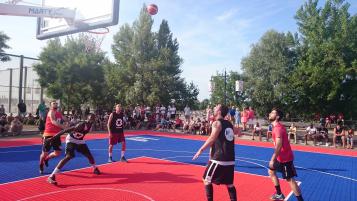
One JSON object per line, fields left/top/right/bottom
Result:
{"left": 39, "top": 101, "right": 67, "bottom": 174}
{"left": 268, "top": 108, "right": 304, "bottom": 201}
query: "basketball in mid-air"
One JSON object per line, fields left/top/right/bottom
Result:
{"left": 147, "top": 4, "right": 158, "bottom": 15}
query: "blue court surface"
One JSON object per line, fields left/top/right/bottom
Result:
{"left": 0, "top": 134, "right": 356, "bottom": 201}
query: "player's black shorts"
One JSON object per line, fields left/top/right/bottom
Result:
{"left": 269, "top": 160, "right": 297, "bottom": 180}
{"left": 203, "top": 161, "right": 234, "bottom": 185}
{"left": 65, "top": 142, "right": 92, "bottom": 158}
{"left": 42, "top": 136, "right": 62, "bottom": 152}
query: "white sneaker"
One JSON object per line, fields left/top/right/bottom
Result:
{"left": 325, "top": 143, "right": 329, "bottom": 147}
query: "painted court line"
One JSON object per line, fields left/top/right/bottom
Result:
{"left": 17, "top": 187, "right": 155, "bottom": 201}
{"left": 0, "top": 156, "right": 145, "bottom": 186}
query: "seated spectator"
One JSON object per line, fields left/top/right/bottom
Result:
{"left": 193, "top": 118, "right": 202, "bottom": 134}
{"left": 200, "top": 120, "right": 209, "bottom": 135}
{"left": 305, "top": 123, "right": 317, "bottom": 145}
{"left": 0, "top": 115, "right": 9, "bottom": 136}
{"left": 346, "top": 127, "right": 354, "bottom": 149}
{"left": 325, "top": 116, "right": 331, "bottom": 128}
{"left": 252, "top": 122, "right": 262, "bottom": 141}
{"left": 173, "top": 115, "right": 183, "bottom": 132}
{"left": 26, "top": 113, "right": 35, "bottom": 125}
{"left": 336, "top": 116, "right": 344, "bottom": 126}
{"left": 288, "top": 123, "right": 297, "bottom": 144}
{"left": 146, "top": 114, "right": 157, "bottom": 130}
{"left": 10, "top": 116, "right": 23, "bottom": 136}
{"left": 333, "top": 124, "right": 346, "bottom": 148}
{"left": 266, "top": 123, "right": 273, "bottom": 142}
{"left": 7, "top": 113, "right": 14, "bottom": 124}
{"left": 183, "top": 119, "right": 190, "bottom": 133}
{"left": 316, "top": 125, "right": 329, "bottom": 146}
{"left": 154, "top": 117, "right": 168, "bottom": 131}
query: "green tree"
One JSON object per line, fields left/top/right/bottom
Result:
{"left": 0, "top": 31, "right": 10, "bottom": 62}
{"left": 241, "top": 30, "right": 298, "bottom": 116}
{"left": 111, "top": 5, "right": 198, "bottom": 109}
{"left": 34, "top": 35, "right": 106, "bottom": 111}
{"left": 292, "top": 0, "right": 357, "bottom": 118}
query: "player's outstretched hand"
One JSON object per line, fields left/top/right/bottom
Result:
{"left": 192, "top": 149, "right": 202, "bottom": 160}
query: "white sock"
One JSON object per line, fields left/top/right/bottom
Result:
{"left": 121, "top": 151, "right": 125, "bottom": 157}
{"left": 50, "top": 168, "right": 60, "bottom": 177}
{"left": 109, "top": 153, "right": 112, "bottom": 158}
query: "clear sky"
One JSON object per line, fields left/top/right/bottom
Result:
{"left": 0, "top": 0, "right": 356, "bottom": 101}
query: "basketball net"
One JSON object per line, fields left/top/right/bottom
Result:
{"left": 82, "top": 27, "right": 109, "bottom": 53}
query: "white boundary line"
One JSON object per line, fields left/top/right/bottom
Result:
{"left": 0, "top": 156, "right": 145, "bottom": 186}
{"left": 18, "top": 187, "right": 155, "bottom": 201}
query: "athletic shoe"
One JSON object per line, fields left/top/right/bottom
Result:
{"left": 93, "top": 168, "right": 101, "bottom": 175}
{"left": 44, "top": 158, "right": 49, "bottom": 167}
{"left": 108, "top": 158, "right": 115, "bottom": 163}
{"left": 270, "top": 193, "right": 285, "bottom": 200}
{"left": 47, "top": 175, "right": 57, "bottom": 185}
{"left": 120, "top": 156, "right": 128, "bottom": 163}
{"left": 39, "top": 164, "right": 44, "bottom": 174}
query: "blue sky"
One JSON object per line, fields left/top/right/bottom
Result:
{"left": 0, "top": 0, "right": 356, "bottom": 101}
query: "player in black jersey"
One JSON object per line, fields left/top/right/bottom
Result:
{"left": 193, "top": 104, "right": 239, "bottom": 201}
{"left": 47, "top": 114, "right": 100, "bottom": 185}
{"left": 107, "top": 104, "right": 127, "bottom": 162}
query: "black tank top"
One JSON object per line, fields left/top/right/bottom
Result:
{"left": 210, "top": 119, "right": 235, "bottom": 161}
{"left": 336, "top": 127, "right": 343, "bottom": 134}
{"left": 110, "top": 112, "right": 124, "bottom": 133}
{"left": 69, "top": 121, "right": 92, "bottom": 140}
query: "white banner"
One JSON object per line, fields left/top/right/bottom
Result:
{"left": 235, "top": 80, "right": 243, "bottom": 92}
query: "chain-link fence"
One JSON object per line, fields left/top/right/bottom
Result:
{"left": 0, "top": 54, "right": 48, "bottom": 115}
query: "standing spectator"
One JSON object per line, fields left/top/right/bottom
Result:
{"left": 234, "top": 107, "right": 241, "bottom": 128}
{"left": 160, "top": 104, "right": 166, "bottom": 118}
{"left": 169, "top": 104, "right": 176, "bottom": 120}
{"left": 229, "top": 106, "right": 236, "bottom": 124}
{"left": 145, "top": 105, "right": 151, "bottom": 118}
{"left": 184, "top": 105, "right": 191, "bottom": 123}
{"left": 241, "top": 107, "right": 249, "bottom": 131}
{"left": 85, "top": 107, "right": 90, "bottom": 116}
{"left": 37, "top": 101, "right": 47, "bottom": 120}
{"left": 346, "top": 127, "right": 354, "bottom": 149}
{"left": 0, "top": 115, "right": 9, "bottom": 136}
{"left": 305, "top": 123, "right": 317, "bottom": 145}
{"left": 288, "top": 123, "right": 297, "bottom": 144}
{"left": 333, "top": 124, "right": 345, "bottom": 148}
{"left": 10, "top": 116, "right": 23, "bottom": 136}
{"left": 206, "top": 105, "right": 212, "bottom": 123}
{"left": 0, "top": 104, "right": 5, "bottom": 116}
{"left": 17, "top": 100, "right": 27, "bottom": 118}
{"left": 248, "top": 107, "right": 255, "bottom": 130}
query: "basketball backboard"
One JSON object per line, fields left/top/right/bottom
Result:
{"left": 36, "top": 0, "right": 119, "bottom": 40}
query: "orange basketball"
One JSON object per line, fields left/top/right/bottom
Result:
{"left": 147, "top": 4, "right": 158, "bottom": 15}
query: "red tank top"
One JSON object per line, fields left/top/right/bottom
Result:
{"left": 44, "top": 110, "right": 63, "bottom": 136}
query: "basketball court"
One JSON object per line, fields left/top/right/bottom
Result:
{"left": 0, "top": 131, "right": 356, "bottom": 201}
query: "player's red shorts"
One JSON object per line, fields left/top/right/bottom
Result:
{"left": 109, "top": 132, "right": 125, "bottom": 145}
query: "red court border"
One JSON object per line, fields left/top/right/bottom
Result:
{"left": 0, "top": 130, "right": 356, "bottom": 157}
